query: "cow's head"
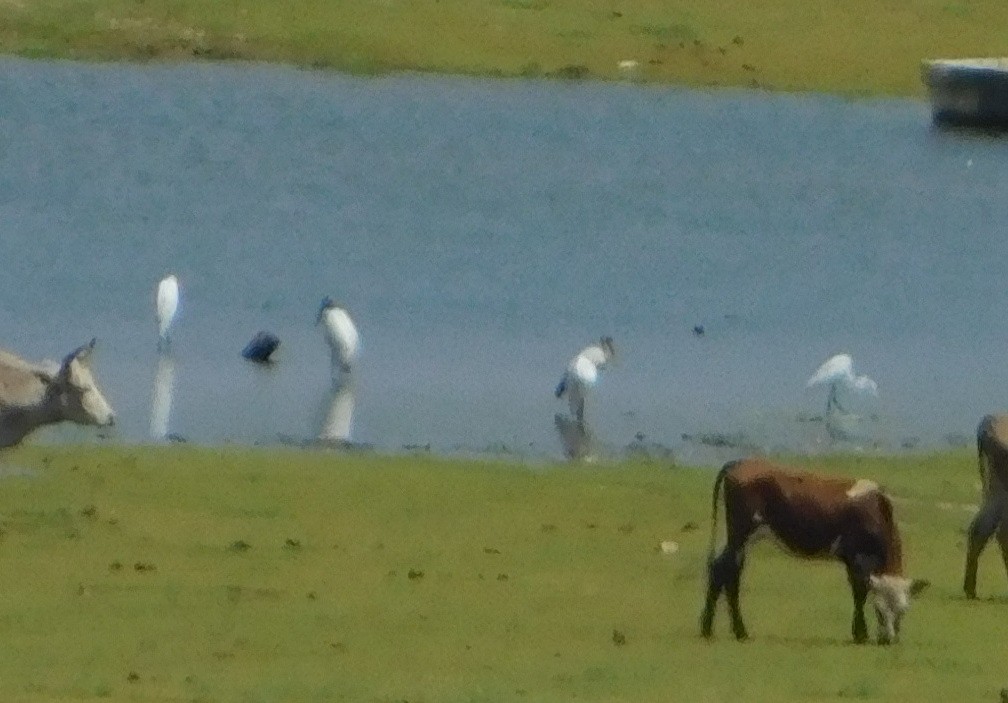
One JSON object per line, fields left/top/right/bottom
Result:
{"left": 869, "top": 574, "right": 929, "bottom": 644}
{"left": 46, "top": 339, "right": 116, "bottom": 428}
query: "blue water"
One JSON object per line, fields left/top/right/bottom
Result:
{"left": 1, "top": 58, "right": 1007, "bottom": 463}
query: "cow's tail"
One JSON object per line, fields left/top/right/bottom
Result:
{"left": 978, "top": 415, "right": 990, "bottom": 478}
{"left": 707, "top": 460, "right": 739, "bottom": 565}
{"left": 977, "top": 414, "right": 997, "bottom": 493}
{"left": 876, "top": 490, "right": 905, "bottom": 575}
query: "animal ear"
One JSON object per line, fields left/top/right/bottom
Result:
{"left": 909, "top": 579, "right": 930, "bottom": 597}
{"left": 58, "top": 339, "right": 96, "bottom": 379}
{"left": 71, "top": 339, "right": 96, "bottom": 362}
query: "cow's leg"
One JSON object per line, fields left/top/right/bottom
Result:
{"left": 705, "top": 481, "right": 754, "bottom": 641}
{"left": 721, "top": 547, "right": 748, "bottom": 641}
{"left": 995, "top": 503, "right": 1008, "bottom": 590}
{"left": 845, "top": 557, "right": 870, "bottom": 644}
{"left": 701, "top": 545, "right": 748, "bottom": 639}
{"left": 964, "top": 495, "right": 1002, "bottom": 598}
{"left": 700, "top": 549, "right": 729, "bottom": 638}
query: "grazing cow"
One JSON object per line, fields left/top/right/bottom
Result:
{"left": 964, "top": 414, "right": 1008, "bottom": 598}
{"left": 700, "top": 458, "right": 927, "bottom": 644}
{"left": 0, "top": 340, "right": 115, "bottom": 449}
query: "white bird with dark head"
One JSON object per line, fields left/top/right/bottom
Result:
{"left": 555, "top": 336, "right": 616, "bottom": 425}
{"left": 316, "top": 297, "right": 359, "bottom": 378}
{"left": 807, "top": 353, "right": 878, "bottom": 415}
{"left": 156, "top": 274, "right": 180, "bottom": 352}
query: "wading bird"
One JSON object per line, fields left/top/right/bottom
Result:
{"left": 156, "top": 274, "right": 180, "bottom": 352}
{"left": 555, "top": 336, "right": 616, "bottom": 425}
{"left": 316, "top": 297, "right": 359, "bottom": 378}
{"left": 807, "top": 353, "right": 878, "bottom": 415}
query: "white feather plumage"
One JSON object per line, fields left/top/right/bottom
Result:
{"left": 807, "top": 353, "right": 878, "bottom": 414}
{"left": 317, "top": 297, "right": 359, "bottom": 376}
{"left": 156, "top": 274, "right": 179, "bottom": 349}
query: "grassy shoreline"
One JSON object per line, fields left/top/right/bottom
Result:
{"left": 0, "top": 443, "right": 1000, "bottom": 701}
{"left": 2, "top": 0, "right": 1008, "bottom": 97}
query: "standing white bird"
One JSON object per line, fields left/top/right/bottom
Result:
{"left": 316, "top": 297, "right": 360, "bottom": 377}
{"left": 807, "top": 353, "right": 878, "bottom": 415}
{"left": 155, "top": 274, "right": 180, "bottom": 352}
{"left": 555, "top": 336, "right": 616, "bottom": 425}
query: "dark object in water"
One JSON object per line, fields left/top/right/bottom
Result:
{"left": 693, "top": 325, "right": 705, "bottom": 336}
{"left": 242, "top": 331, "right": 281, "bottom": 363}
{"left": 923, "top": 58, "right": 1008, "bottom": 129}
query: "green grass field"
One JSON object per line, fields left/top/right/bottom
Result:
{"left": 2, "top": 0, "right": 1008, "bottom": 96}
{"left": 0, "top": 444, "right": 1002, "bottom": 702}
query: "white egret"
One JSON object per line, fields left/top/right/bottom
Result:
{"left": 316, "top": 297, "right": 360, "bottom": 377}
{"left": 807, "top": 353, "right": 878, "bottom": 415}
{"left": 155, "top": 274, "right": 180, "bottom": 351}
{"left": 554, "top": 336, "right": 616, "bottom": 425}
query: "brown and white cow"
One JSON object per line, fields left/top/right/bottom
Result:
{"left": 700, "top": 458, "right": 927, "bottom": 644}
{"left": 964, "top": 414, "right": 1008, "bottom": 599}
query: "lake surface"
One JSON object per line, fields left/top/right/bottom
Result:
{"left": 2, "top": 58, "right": 1007, "bottom": 464}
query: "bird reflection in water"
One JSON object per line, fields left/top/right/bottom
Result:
{"left": 317, "top": 377, "right": 355, "bottom": 445}
{"left": 149, "top": 354, "right": 176, "bottom": 441}
{"left": 554, "top": 412, "right": 597, "bottom": 461}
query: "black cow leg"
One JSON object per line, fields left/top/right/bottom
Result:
{"left": 725, "top": 551, "right": 748, "bottom": 640}
{"left": 701, "top": 551, "right": 728, "bottom": 638}
{"left": 995, "top": 510, "right": 1008, "bottom": 589}
{"left": 845, "top": 559, "right": 869, "bottom": 644}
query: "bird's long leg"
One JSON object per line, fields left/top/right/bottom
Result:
{"left": 826, "top": 384, "right": 846, "bottom": 415}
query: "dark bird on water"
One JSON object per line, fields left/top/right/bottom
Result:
{"left": 241, "top": 331, "right": 281, "bottom": 363}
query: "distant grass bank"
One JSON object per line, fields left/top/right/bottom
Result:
{"left": 2, "top": 0, "right": 1008, "bottom": 96}
{"left": 0, "top": 444, "right": 1002, "bottom": 702}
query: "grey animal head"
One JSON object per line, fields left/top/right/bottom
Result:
{"left": 0, "top": 339, "right": 115, "bottom": 449}
{"left": 869, "top": 574, "right": 929, "bottom": 644}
